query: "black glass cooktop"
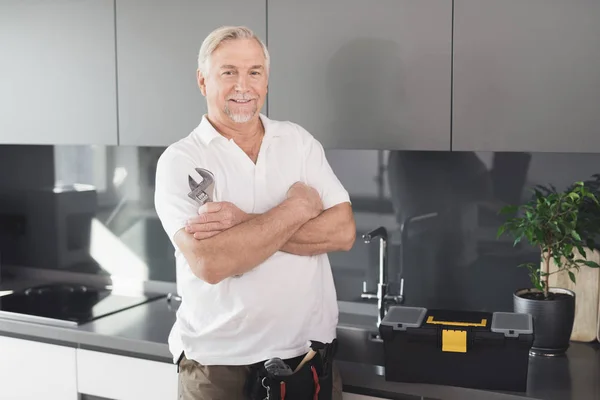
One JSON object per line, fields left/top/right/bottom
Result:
{"left": 0, "top": 283, "right": 165, "bottom": 327}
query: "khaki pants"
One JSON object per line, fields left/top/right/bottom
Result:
{"left": 178, "top": 354, "right": 343, "bottom": 400}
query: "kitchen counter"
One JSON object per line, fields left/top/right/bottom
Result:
{"left": 0, "top": 291, "right": 175, "bottom": 361}
{"left": 0, "top": 280, "right": 599, "bottom": 399}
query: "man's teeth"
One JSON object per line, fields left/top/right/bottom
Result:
{"left": 232, "top": 99, "right": 250, "bottom": 103}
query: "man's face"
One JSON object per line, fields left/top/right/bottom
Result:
{"left": 198, "top": 38, "right": 268, "bottom": 124}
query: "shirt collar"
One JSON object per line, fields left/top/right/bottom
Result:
{"left": 195, "top": 113, "right": 278, "bottom": 146}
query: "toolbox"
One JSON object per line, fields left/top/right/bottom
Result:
{"left": 379, "top": 306, "right": 534, "bottom": 392}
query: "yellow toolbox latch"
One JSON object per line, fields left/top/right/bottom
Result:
{"left": 442, "top": 329, "right": 467, "bottom": 353}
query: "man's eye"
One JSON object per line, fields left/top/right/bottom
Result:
{"left": 223, "top": 71, "right": 234, "bottom": 76}
{"left": 251, "top": 71, "right": 261, "bottom": 76}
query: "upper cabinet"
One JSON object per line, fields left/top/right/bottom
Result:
{"left": 453, "top": 0, "right": 600, "bottom": 152}
{"left": 0, "top": 0, "right": 118, "bottom": 145}
{"left": 116, "top": 0, "right": 266, "bottom": 147}
{"left": 267, "top": 0, "right": 452, "bottom": 150}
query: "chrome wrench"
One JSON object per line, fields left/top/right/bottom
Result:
{"left": 188, "top": 168, "right": 214, "bottom": 205}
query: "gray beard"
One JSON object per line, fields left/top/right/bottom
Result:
{"left": 224, "top": 102, "right": 257, "bottom": 123}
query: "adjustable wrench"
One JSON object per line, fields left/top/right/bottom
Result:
{"left": 188, "top": 168, "right": 242, "bottom": 278}
{"left": 188, "top": 168, "right": 215, "bottom": 205}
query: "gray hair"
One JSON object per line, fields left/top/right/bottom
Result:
{"left": 197, "top": 26, "right": 270, "bottom": 76}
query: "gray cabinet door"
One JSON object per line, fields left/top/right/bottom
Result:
{"left": 116, "top": 0, "right": 266, "bottom": 147}
{"left": 453, "top": 0, "right": 600, "bottom": 152}
{"left": 267, "top": 0, "right": 452, "bottom": 150}
{"left": 0, "top": 1, "right": 118, "bottom": 145}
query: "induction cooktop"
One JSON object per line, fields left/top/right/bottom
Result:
{"left": 0, "top": 283, "right": 165, "bottom": 327}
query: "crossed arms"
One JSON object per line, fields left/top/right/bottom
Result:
{"left": 174, "top": 182, "right": 356, "bottom": 285}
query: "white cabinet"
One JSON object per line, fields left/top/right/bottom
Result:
{"left": 0, "top": 0, "right": 118, "bottom": 145}
{"left": 77, "top": 349, "right": 178, "bottom": 400}
{"left": 0, "top": 336, "right": 77, "bottom": 400}
{"left": 116, "top": 0, "right": 266, "bottom": 146}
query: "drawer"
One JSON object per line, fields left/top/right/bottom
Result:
{"left": 76, "top": 349, "right": 177, "bottom": 400}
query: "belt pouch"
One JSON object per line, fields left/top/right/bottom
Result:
{"left": 247, "top": 352, "right": 332, "bottom": 400}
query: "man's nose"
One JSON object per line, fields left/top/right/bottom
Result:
{"left": 234, "top": 74, "right": 250, "bottom": 91}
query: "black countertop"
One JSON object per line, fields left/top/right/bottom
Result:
{"left": 0, "top": 280, "right": 599, "bottom": 400}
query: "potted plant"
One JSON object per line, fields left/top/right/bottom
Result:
{"left": 497, "top": 179, "right": 600, "bottom": 356}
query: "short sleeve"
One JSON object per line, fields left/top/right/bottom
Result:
{"left": 154, "top": 148, "right": 201, "bottom": 245}
{"left": 302, "top": 132, "right": 351, "bottom": 210}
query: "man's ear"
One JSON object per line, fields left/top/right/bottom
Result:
{"left": 197, "top": 70, "right": 207, "bottom": 97}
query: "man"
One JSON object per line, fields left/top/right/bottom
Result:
{"left": 155, "top": 25, "right": 356, "bottom": 400}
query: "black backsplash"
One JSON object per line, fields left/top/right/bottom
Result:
{"left": 1, "top": 145, "right": 599, "bottom": 313}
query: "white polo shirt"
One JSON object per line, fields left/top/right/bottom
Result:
{"left": 154, "top": 113, "right": 350, "bottom": 366}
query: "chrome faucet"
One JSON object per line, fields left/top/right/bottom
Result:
{"left": 361, "top": 226, "right": 404, "bottom": 326}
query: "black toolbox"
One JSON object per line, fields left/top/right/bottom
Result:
{"left": 379, "top": 306, "right": 534, "bottom": 392}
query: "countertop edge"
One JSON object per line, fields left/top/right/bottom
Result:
{"left": 0, "top": 317, "right": 173, "bottom": 362}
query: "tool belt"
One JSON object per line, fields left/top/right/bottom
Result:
{"left": 246, "top": 340, "right": 337, "bottom": 400}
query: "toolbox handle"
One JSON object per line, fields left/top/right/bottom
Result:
{"left": 426, "top": 316, "right": 487, "bottom": 327}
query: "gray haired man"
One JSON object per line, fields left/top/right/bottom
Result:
{"left": 155, "top": 25, "right": 355, "bottom": 399}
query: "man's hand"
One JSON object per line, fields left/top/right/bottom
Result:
{"left": 185, "top": 201, "right": 250, "bottom": 239}
{"left": 286, "top": 182, "right": 323, "bottom": 220}
{"left": 186, "top": 182, "right": 323, "bottom": 239}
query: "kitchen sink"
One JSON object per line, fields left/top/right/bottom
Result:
{"left": 336, "top": 310, "right": 385, "bottom": 367}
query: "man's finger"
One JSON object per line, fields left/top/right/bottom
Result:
{"left": 186, "top": 222, "right": 223, "bottom": 233}
{"left": 198, "top": 202, "right": 222, "bottom": 214}
{"left": 193, "top": 231, "right": 221, "bottom": 240}
{"left": 188, "top": 211, "right": 223, "bottom": 225}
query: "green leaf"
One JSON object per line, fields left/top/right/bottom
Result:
{"left": 552, "top": 222, "right": 562, "bottom": 235}
{"left": 568, "top": 271, "right": 577, "bottom": 284}
{"left": 553, "top": 254, "right": 563, "bottom": 268}
{"left": 586, "top": 238, "right": 596, "bottom": 250}
{"left": 496, "top": 225, "right": 506, "bottom": 239}
{"left": 568, "top": 192, "right": 580, "bottom": 202}
{"left": 536, "top": 229, "right": 545, "bottom": 243}
{"left": 565, "top": 243, "right": 574, "bottom": 257}
{"left": 534, "top": 279, "right": 544, "bottom": 292}
{"left": 517, "top": 263, "right": 535, "bottom": 269}
{"left": 525, "top": 228, "right": 534, "bottom": 242}
{"left": 524, "top": 263, "right": 544, "bottom": 291}
{"left": 583, "top": 261, "right": 600, "bottom": 268}
{"left": 526, "top": 211, "right": 533, "bottom": 220}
